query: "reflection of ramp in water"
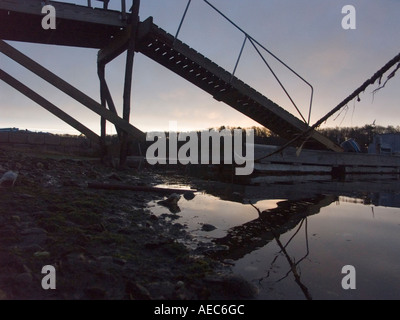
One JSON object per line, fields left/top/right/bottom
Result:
{"left": 243, "top": 177, "right": 400, "bottom": 208}
{"left": 208, "top": 195, "right": 336, "bottom": 261}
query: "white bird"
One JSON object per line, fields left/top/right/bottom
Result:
{"left": 0, "top": 170, "right": 19, "bottom": 188}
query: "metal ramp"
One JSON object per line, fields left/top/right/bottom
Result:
{"left": 135, "top": 18, "right": 342, "bottom": 152}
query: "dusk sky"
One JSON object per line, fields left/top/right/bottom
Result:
{"left": 1, "top": 0, "right": 399, "bottom": 135}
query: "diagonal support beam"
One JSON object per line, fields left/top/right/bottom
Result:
{"left": 0, "top": 69, "right": 100, "bottom": 144}
{"left": 98, "top": 62, "right": 122, "bottom": 138}
{"left": 0, "top": 39, "right": 144, "bottom": 141}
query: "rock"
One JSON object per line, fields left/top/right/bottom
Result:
{"left": 112, "top": 257, "right": 127, "bottom": 266}
{"left": 97, "top": 256, "right": 114, "bottom": 265}
{"left": 125, "top": 282, "right": 152, "bottom": 300}
{"left": 158, "top": 193, "right": 181, "bottom": 207}
{"left": 108, "top": 173, "right": 122, "bottom": 181}
{"left": 84, "top": 286, "right": 107, "bottom": 299}
{"left": 183, "top": 192, "right": 195, "bottom": 200}
{"left": 223, "top": 259, "right": 235, "bottom": 266}
{"left": 157, "top": 194, "right": 182, "bottom": 213}
{"left": 14, "top": 273, "right": 33, "bottom": 286}
{"left": 146, "top": 281, "right": 175, "bottom": 299}
{"left": 11, "top": 215, "right": 20, "bottom": 223}
{"left": 205, "top": 274, "right": 259, "bottom": 299}
{"left": 175, "top": 281, "right": 185, "bottom": 289}
{"left": 41, "top": 174, "right": 60, "bottom": 188}
{"left": 0, "top": 289, "right": 7, "bottom": 299}
{"left": 148, "top": 214, "right": 158, "bottom": 221}
{"left": 0, "top": 252, "right": 24, "bottom": 272}
{"left": 160, "top": 213, "right": 180, "bottom": 220}
{"left": 201, "top": 223, "right": 217, "bottom": 232}
{"left": 34, "top": 251, "right": 50, "bottom": 258}
{"left": 19, "top": 193, "right": 34, "bottom": 199}
{"left": 21, "top": 228, "right": 48, "bottom": 247}
{"left": 62, "top": 179, "right": 81, "bottom": 187}
{"left": 21, "top": 227, "right": 47, "bottom": 235}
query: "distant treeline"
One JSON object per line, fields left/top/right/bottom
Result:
{"left": 104, "top": 124, "right": 400, "bottom": 154}
{"left": 215, "top": 124, "right": 400, "bottom": 152}
{"left": 318, "top": 125, "right": 400, "bottom": 152}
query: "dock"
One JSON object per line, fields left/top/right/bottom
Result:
{"left": 253, "top": 144, "right": 400, "bottom": 179}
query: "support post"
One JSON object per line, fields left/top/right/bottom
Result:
{"left": 98, "top": 62, "right": 107, "bottom": 157}
{"left": 119, "top": 0, "right": 140, "bottom": 167}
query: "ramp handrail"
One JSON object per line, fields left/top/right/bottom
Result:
{"left": 174, "top": 0, "right": 314, "bottom": 125}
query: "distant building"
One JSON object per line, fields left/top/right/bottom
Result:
{"left": 0, "top": 127, "right": 19, "bottom": 132}
{"left": 368, "top": 133, "right": 400, "bottom": 155}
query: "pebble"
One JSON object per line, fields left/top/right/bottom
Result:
{"left": 84, "top": 286, "right": 107, "bottom": 299}
{"left": 183, "top": 192, "right": 195, "bottom": 200}
{"left": 21, "top": 228, "right": 47, "bottom": 235}
{"left": 126, "top": 282, "right": 152, "bottom": 300}
{"left": 0, "top": 289, "right": 7, "bottom": 299}
{"left": 205, "top": 274, "right": 259, "bottom": 299}
{"left": 223, "top": 259, "right": 235, "bottom": 266}
{"left": 201, "top": 223, "right": 217, "bottom": 232}
{"left": 21, "top": 228, "right": 48, "bottom": 247}
{"left": 97, "top": 256, "right": 114, "bottom": 265}
{"left": 14, "top": 272, "right": 33, "bottom": 285}
{"left": 34, "top": 251, "right": 50, "bottom": 258}
{"left": 175, "top": 281, "right": 185, "bottom": 289}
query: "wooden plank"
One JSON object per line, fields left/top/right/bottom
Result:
{"left": 0, "top": 40, "right": 144, "bottom": 140}
{"left": 0, "top": 0, "right": 125, "bottom": 27}
{"left": 87, "top": 182, "right": 196, "bottom": 194}
{"left": 0, "top": 69, "right": 100, "bottom": 143}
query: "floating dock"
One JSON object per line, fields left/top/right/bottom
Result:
{"left": 253, "top": 144, "right": 400, "bottom": 180}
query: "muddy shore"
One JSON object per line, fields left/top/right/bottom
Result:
{"left": 0, "top": 148, "right": 257, "bottom": 300}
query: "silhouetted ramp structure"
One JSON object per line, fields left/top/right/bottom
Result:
{"left": 135, "top": 18, "right": 342, "bottom": 151}
{"left": 0, "top": 0, "right": 343, "bottom": 164}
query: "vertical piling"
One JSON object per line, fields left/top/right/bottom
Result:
{"left": 119, "top": 0, "right": 140, "bottom": 167}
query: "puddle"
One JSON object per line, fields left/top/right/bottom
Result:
{"left": 148, "top": 180, "right": 400, "bottom": 300}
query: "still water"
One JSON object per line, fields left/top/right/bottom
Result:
{"left": 150, "top": 178, "right": 400, "bottom": 300}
